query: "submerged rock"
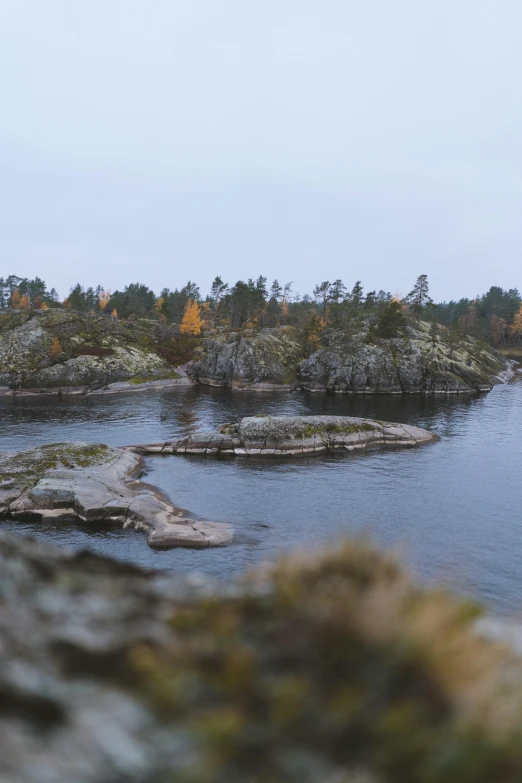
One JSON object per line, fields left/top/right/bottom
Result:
{"left": 0, "top": 442, "right": 233, "bottom": 549}
{"left": 135, "top": 414, "right": 435, "bottom": 456}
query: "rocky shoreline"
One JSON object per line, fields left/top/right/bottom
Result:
{"left": 190, "top": 322, "right": 508, "bottom": 394}
{"left": 0, "top": 442, "right": 233, "bottom": 549}
{"left": 0, "top": 374, "right": 191, "bottom": 398}
{"left": 0, "top": 416, "right": 434, "bottom": 550}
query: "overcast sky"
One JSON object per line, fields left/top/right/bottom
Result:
{"left": 1, "top": 1, "right": 521, "bottom": 301}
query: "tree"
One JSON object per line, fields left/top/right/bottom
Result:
{"left": 210, "top": 276, "right": 228, "bottom": 309}
{"left": 313, "top": 281, "right": 331, "bottom": 324}
{"left": 19, "top": 294, "right": 30, "bottom": 311}
{"left": 406, "top": 275, "right": 433, "bottom": 323}
{"left": 10, "top": 289, "right": 21, "bottom": 309}
{"left": 180, "top": 299, "right": 203, "bottom": 335}
{"left": 490, "top": 314, "right": 507, "bottom": 346}
{"left": 50, "top": 337, "right": 63, "bottom": 360}
{"left": 303, "top": 314, "right": 325, "bottom": 354}
{"left": 511, "top": 303, "right": 522, "bottom": 345}
{"left": 98, "top": 289, "right": 111, "bottom": 310}
{"left": 376, "top": 300, "right": 407, "bottom": 338}
{"left": 460, "top": 302, "right": 479, "bottom": 336}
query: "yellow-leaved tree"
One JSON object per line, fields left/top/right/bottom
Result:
{"left": 98, "top": 289, "right": 111, "bottom": 310}
{"left": 10, "top": 289, "right": 21, "bottom": 309}
{"left": 50, "top": 337, "right": 62, "bottom": 360}
{"left": 180, "top": 299, "right": 203, "bottom": 335}
{"left": 511, "top": 303, "right": 522, "bottom": 345}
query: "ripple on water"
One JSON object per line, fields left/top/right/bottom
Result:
{"left": 1, "top": 383, "right": 522, "bottom": 616}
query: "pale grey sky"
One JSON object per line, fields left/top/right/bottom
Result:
{"left": 1, "top": 1, "right": 521, "bottom": 300}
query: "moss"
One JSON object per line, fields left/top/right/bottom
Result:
{"left": 297, "top": 421, "right": 376, "bottom": 439}
{"left": 0, "top": 443, "right": 112, "bottom": 488}
{"left": 128, "top": 370, "right": 180, "bottom": 384}
{"left": 129, "top": 542, "right": 522, "bottom": 783}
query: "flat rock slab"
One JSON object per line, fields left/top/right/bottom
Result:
{"left": 0, "top": 442, "right": 233, "bottom": 550}
{"left": 135, "top": 415, "right": 435, "bottom": 457}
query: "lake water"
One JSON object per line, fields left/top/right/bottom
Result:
{"left": 1, "top": 383, "right": 521, "bottom": 616}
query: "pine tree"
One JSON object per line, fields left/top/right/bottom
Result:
{"left": 180, "top": 299, "right": 203, "bottom": 335}
{"left": 376, "top": 300, "right": 407, "bottom": 338}
{"left": 406, "top": 275, "right": 433, "bottom": 323}
{"left": 313, "top": 281, "right": 331, "bottom": 324}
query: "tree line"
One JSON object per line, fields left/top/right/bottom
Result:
{"left": 2, "top": 273, "right": 521, "bottom": 347}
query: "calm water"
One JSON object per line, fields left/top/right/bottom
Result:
{"left": 1, "top": 384, "right": 521, "bottom": 616}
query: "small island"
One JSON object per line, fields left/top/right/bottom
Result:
{"left": 0, "top": 415, "right": 434, "bottom": 549}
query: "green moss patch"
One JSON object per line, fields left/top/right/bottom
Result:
{"left": 0, "top": 443, "right": 112, "bottom": 489}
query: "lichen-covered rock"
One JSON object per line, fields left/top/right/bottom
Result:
{"left": 0, "top": 310, "right": 180, "bottom": 393}
{"left": 298, "top": 322, "right": 505, "bottom": 394}
{"left": 0, "top": 442, "right": 233, "bottom": 549}
{"left": 189, "top": 327, "right": 302, "bottom": 389}
{"left": 190, "top": 321, "right": 506, "bottom": 394}
{"left": 135, "top": 414, "right": 434, "bottom": 456}
{"left": 2, "top": 533, "right": 522, "bottom": 783}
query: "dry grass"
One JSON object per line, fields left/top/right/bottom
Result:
{"left": 129, "top": 542, "right": 522, "bottom": 783}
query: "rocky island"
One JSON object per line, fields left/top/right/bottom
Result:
{"left": 0, "top": 309, "right": 510, "bottom": 398}
{"left": 0, "top": 442, "right": 233, "bottom": 549}
{"left": 190, "top": 321, "right": 507, "bottom": 393}
{"left": 0, "top": 415, "right": 433, "bottom": 551}
{"left": 0, "top": 309, "right": 189, "bottom": 396}
{"left": 136, "top": 414, "right": 435, "bottom": 456}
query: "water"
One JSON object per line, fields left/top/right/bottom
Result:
{"left": 1, "top": 384, "right": 521, "bottom": 616}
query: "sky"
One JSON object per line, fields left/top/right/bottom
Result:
{"left": 1, "top": 0, "right": 521, "bottom": 301}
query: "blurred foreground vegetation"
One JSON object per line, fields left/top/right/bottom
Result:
{"left": 130, "top": 543, "right": 522, "bottom": 783}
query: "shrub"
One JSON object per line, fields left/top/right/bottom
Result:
{"left": 130, "top": 543, "right": 522, "bottom": 783}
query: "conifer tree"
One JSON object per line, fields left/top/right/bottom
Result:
{"left": 406, "top": 275, "right": 433, "bottom": 323}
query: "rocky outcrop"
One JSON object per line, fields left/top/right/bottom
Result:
{"left": 2, "top": 532, "right": 522, "bottom": 783}
{"left": 135, "top": 414, "right": 435, "bottom": 456}
{"left": 0, "top": 310, "right": 183, "bottom": 394}
{"left": 0, "top": 442, "right": 233, "bottom": 549}
{"left": 191, "top": 322, "right": 506, "bottom": 394}
{"left": 188, "top": 327, "right": 302, "bottom": 389}
{"left": 298, "top": 322, "right": 505, "bottom": 394}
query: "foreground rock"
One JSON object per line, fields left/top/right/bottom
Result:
{"left": 191, "top": 322, "right": 507, "bottom": 393}
{"left": 135, "top": 414, "right": 435, "bottom": 456}
{"left": 0, "top": 310, "right": 184, "bottom": 394}
{"left": 2, "top": 531, "right": 522, "bottom": 783}
{"left": 0, "top": 443, "right": 233, "bottom": 549}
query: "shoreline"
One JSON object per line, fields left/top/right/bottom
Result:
{"left": 0, "top": 358, "right": 514, "bottom": 398}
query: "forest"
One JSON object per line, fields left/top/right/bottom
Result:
{"left": 1, "top": 272, "right": 521, "bottom": 348}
